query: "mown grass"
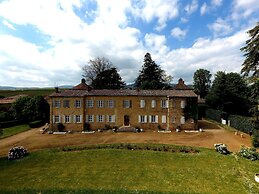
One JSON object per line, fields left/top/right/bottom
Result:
{"left": 0, "top": 145, "right": 259, "bottom": 194}
{"left": 0, "top": 124, "right": 30, "bottom": 139}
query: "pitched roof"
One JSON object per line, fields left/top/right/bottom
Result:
{"left": 49, "top": 79, "right": 197, "bottom": 98}
{"left": 49, "top": 89, "right": 197, "bottom": 98}
{"left": 0, "top": 94, "right": 28, "bottom": 104}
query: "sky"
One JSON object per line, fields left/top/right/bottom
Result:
{"left": 0, "top": 0, "right": 258, "bottom": 87}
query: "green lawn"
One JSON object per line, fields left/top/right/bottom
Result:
{"left": 0, "top": 124, "right": 30, "bottom": 139}
{"left": 0, "top": 145, "right": 258, "bottom": 194}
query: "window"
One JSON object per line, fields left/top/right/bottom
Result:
{"left": 151, "top": 100, "right": 156, "bottom": 108}
{"left": 107, "top": 115, "right": 116, "bottom": 123}
{"left": 86, "top": 100, "right": 94, "bottom": 108}
{"left": 123, "top": 100, "right": 131, "bottom": 108}
{"left": 54, "top": 100, "right": 61, "bottom": 108}
{"left": 180, "top": 116, "right": 185, "bottom": 124}
{"left": 74, "top": 115, "right": 82, "bottom": 123}
{"left": 138, "top": 115, "right": 147, "bottom": 123}
{"left": 97, "top": 115, "right": 105, "bottom": 122}
{"left": 181, "top": 100, "right": 186, "bottom": 109}
{"left": 97, "top": 100, "right": 104, "bottom": 108}
{"left": 161, "top": 100, "right": 168, "bottom": 108}
{"left": 140, "top": 100, "right": 145, "bottom": 108}
{"left": 63, "top": 100, "right": 70, "bottom": 108}
{"left": 75, "top": 100, "right": 81, "bottom": 108}
{"left": 64, "top": 115, "right": 71, "bottom": 123}
{"left": 149, "top": 115, "right": 158, "bottom": 123}
{"left": 162, "top": 115, "right": 167, "bottom": 124}
{"left": 86, "top": 115, "right": 94, "bottom": 122}
{"left": 107, "top": 100, "right": 115, "bottom": 108}
{"left": 54, "top": 115, "right": 60, "bottom": 123}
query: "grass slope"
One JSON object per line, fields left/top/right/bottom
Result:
{"left": 0, "top": 145, "right": 258, "bottom": 194}
{"left": 0, "top": 124, "right": 30, "bottom": 139}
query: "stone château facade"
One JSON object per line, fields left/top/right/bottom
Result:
{"left": 49, "top": 78, "right": 198, "bottom": 132}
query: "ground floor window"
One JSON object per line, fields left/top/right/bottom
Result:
{"left": 97, "top": 115, "right": 105, "bottom": 122}
{"left": 64, "top": 115, "right": 71, "bottom": 123}
{"left": 86, "top": 115, "right": 94, "bottom": 122}
{"left": 107, "top": 115, "right": 116, "bottom": 123}
{"left": 54, "top": 115, "right": 60, "bottom": 123}
{"left": 149, "top": 115, "right": 158, "bottom": 123}
{"left": 74, "top": 115, "right": 82, "bottom": 123}
{"left": 139, "top": 115, "right": 147, "bottom": 123}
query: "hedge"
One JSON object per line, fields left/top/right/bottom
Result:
{"left": 205, "top": 108, "right": 223, "bottom": 123}
{"left": 0, "top": 120, "right": 24, "bottom": 129}
{"left": 228, "top": 115, "right": 256, "bottom": 134}
{"left": 28, "top": 120, "right": 45, "bottom": 128}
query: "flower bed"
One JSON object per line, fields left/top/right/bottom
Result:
{"left": 8, "top": 146, "right": 28, "bottom": 160}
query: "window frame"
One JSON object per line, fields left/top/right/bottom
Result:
{"left": 63, "top": 100, "right": 70, "bottom": 108}
{"left": 86, "top": 100, "right": 94, "bottom": 108}
{"left": 75, "top": 100, "right": 81, "bottom": 108}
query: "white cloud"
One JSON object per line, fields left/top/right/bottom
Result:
{"left": 2, "top": 20, "right": 16, "bottom": 30}
{"left": 171, "top": 27, "right": 187, "bottom": 40}
{"left": 232, "top": 0, "right": 259, "bottom": 20}
{"left": 200, "top": 3, "right": 208, "bottom": 15}
{"left": 184, "top": 0, "right": 198, "bottom": 15}
{"left": 208, "top": 18, "right": 233, "bottom": 37}
{"left": 131, "top": 0, "right": 179, "bottom": 31}
{"left": 212, "top": 0, "right": 223, "bottom": 7}
{"left": 161, "top": 30, "right": 248, "bottom": 83}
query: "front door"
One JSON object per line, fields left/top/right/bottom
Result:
{"left": 124, "top": 115, "right": 130, "bottom": 126}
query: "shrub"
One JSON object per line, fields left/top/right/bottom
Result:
{"left": 84, "top": 123, "right": 91, "bottom": 131}
{"left": 29, "top": 120, "right": 44, "bottom": 128}
{"left": 228, "top": 115, "right": 255, "bottom": 134}
{"left": 8, "top": 146, "right": 28, "bottom": 160}
{"left": 57, "top": 123, "right": 65, "bottom": 132}
{"left": 239, "top": 146, "right": 258, "bottom": 161}
{"left": 205, "top": 108, "right": 224, "bottom": 123}
{"left": 252, "top": 130, "right": 259, "bottom": 148}
{"left": 214, "top": 143, "right": 230, "bottom": 155}
{"left": 0, "top": 120, "right": 23, "bottom": 128}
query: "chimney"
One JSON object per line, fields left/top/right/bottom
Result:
{"left": 178, "top": 78, "right": 184, "bottom": 84}
{"left": 81, "top": 78, "right": 86, "bottom": 83}
{"left": 54, "top": 87, "right": 59, "bottom": 93}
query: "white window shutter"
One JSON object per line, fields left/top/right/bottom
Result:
{"left": 80, "top": 115, "right": 82, "bottom": 123}
{"left": 138, "top": 115, "right": 141, "bottom": 123}
{"left": 181, "top": 101, "right": 185, "bottom": 109}
{"left": 149, "top": 115, "right": 152, "bottom": 123}
{"left": 69, "top": 115, "right": 71, "bottom": 123}
{"left": 92, "top": 115, "right": 94, "bottom": 122}
{"left": 73, "top": 115, "right": 76, "bottom": 123}
{"left": 144, "top": 115, "right": 147, "bottom": 123}
{"left": 63, "top": 115, "right": 65, "bottom": 123}
{"left": 181, "top": 116, "right": 185, "bottom": 124}
{"left": 155, "top": 115, "right": 158, "bottom": 123}
{"left": 162, "top": 115, "right": 166, "bottom": 124}
{"left": 52, "top": 115, "right": 55, "bottom": 123}
{"left": 113, "top": 115, "right": 116, "bottom": 122}
{"left": 166, "top": 100, "right": 169, "bottom": 108}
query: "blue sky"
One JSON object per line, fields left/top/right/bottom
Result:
{"left": 0, "top": 0, "right": 258, "bottom": 87}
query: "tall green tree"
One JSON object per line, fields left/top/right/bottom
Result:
{"left": 82, "top": 57, "right": 125, "bottom": 89}
{"left": 12, "top": 96, "right": 49, "bottom": 122}
{"left": 206, "top": 72, "right": 249, "bottom": 115}
{"left": 193, "top": 69, "right": 211, "bottom": 98}
{"left": 92, "top": 67, "right": 125, "bottom": 89}
{"left": 248, "top": 80, "right": 259, "bottom": 121}
{"left": 240, "top": 22, "right": 259, "bottom": 81}
{"left": 135, "top": 53, "right": 166, "bottom": 89}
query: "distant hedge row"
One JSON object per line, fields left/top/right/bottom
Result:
{"left": 0, "top": 120, "right": 24, "bottom": 129}
{"left": 205, "top": 108, "right": 259, "bottom": 148}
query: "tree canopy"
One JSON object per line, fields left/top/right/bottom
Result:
{"left": 193, "top": 69, "right": 211, "bottom": 98}
{"left": 12, "top": 96, "right": 49, "bottom": 122}
{"left": 135, "top": 53, "right": 167, "bottom": 89}
{"left": 240, "top": 22, "right": 259, "bottom": 81}
{"left": 92, "top": 67, "right": 125, "bottom": 89}
{"left": 82, "top": 57, "right": 125, "bottom": 89}
{"left": 206, "top": 71, "right": 249, "bottom": 115}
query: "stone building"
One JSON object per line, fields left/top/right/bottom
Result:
{"left": 49, "top": 78, "right": 198, "bottom": 132}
